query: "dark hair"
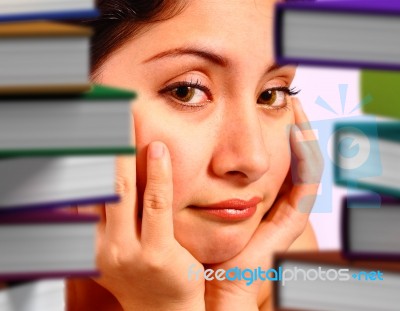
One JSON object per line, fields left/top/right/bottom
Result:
{"left": 82, "top": 0, "right": 186, "bottom": 75}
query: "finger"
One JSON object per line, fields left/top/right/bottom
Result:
{"left": 76, "top": 204, "right": 106, "bottom": 225}
{"left": 57, "top": 205, "right": 78, "bottom": 214}
{"left": 290, "top": 125, "right": 323, "bottom": 184}
{"left": 244, "top": 125, "right": 322, "bottom": 258}
{"left": 104, "top": 109, "right": 138, "bottom": 242}
{"left": 292, "top": 97, "right": 323, "bottom": 161}
{"left": 291, "top": 97, "right": 315, "bottom": 140}
{"left": 247, "top": 183, "right": 317, "bottom": 260}
{"left": 141, "top": 141, "right": 174, "bottom": 250}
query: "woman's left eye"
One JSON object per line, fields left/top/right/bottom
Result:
{"left": 257, "top": 87, "right": 298, "bottom": 110}
{"left": 159, "top": 81, "right": 212, "bottom": 107}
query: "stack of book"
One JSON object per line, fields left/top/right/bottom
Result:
{"left": 273, "top": 1, "right": 400, "bottom": 310}
{"left": 0, "top": 2, "right": 136, "bottom": 310}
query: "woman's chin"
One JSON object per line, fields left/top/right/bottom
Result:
{"left": 175, "top": 223, "right": 255, "bottom": 264}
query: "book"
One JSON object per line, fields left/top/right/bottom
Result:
{"left": 0, "top": 156, "right": 119, "bottom": 211}
{"left": 274, "top": 0, "right": 400, "bottom": 70}
{"left": 333, "top": 121, "right": 400, "bottom": 197}
{"left": 0, "top": 279, "right": 64, "bottom": 311}
{"left": 0, "top": 85, "right": 136, "bottom": 156}
{"left": 361, "top": 70, "right": 400, "bottom": 120}
{"left": 342, "top": 195, "right": 400, "bottom": 260}
{"left": 274, "top": 251, "right": 400, "bottom": 311}
{"left": 0, "top": 0, "right": 98, "bottom": 22}
{"left": 0, "top": 21, "right": 92, "bottom": 95}
{"left": 0, "top": 210, "right": 98, "bottom": 280}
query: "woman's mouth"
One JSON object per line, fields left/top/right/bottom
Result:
{"left": 189, "top": 197, "right": 262, "bottom": 221}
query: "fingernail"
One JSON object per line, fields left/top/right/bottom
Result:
{"left": 149, "top": 142, "right": 164, "bottom": 159}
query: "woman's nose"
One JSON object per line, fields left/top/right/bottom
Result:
{"left": 210, "top": 102, "right": 270, "bottom": 184}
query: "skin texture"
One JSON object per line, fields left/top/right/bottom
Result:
{"left": 67, "top": 0, "right": 323, "bottom": 310}
{"left": 96, "top": 0, "right": 296, "bottom": 264}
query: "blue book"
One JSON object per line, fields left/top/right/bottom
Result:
{"left": 274, "top": 0, "right": 400, "bottom": 70}
{"left": 0, "top": 0, "right": 98, "bottom": 22}
{"left": 333, "top": 122, "right": 400, "bottom": 197}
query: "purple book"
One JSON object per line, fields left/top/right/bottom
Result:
{"left": 275, "top": 0, "right": 400, "bottom": 70}
{"left": 341, "top": 195, "right": 400, "bottom": 261}
{"left": 0, "top": 209, "right": 99, "bottom": 280}
{"left": 0, "top": 195, "right": 119, "bottom": 214}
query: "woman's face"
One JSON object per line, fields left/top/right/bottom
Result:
{"left": 95, "top": 0, "right": 296, "bottom": 264}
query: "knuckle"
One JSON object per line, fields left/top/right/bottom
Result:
{"left": 141, "top": 250, "right": 169, "bottom": 272}
{"left": 114, "top": 174, "right": 134, "bottom": 201}
{"left": 145, "top": 176, "right": 164, "bottom": 191}
{"left": 143, "top": 188, "right": 170, "bottom": 210}
{"left": 99, "top": 243, "right": 134, "bottom": 273}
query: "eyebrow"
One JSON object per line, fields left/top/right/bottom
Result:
{"left": 143, "top": 46, "right": 286, "bottom": 75}
{"left": 143, "top": 47, "right": 229, "bottom": 67}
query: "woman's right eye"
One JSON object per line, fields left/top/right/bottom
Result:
{"left": 159, "top": 81, "right": 213, "bottom": 108}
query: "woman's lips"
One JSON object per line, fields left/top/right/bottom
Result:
{"left": 189, "top": 197, "right": 262, "bottom": 221}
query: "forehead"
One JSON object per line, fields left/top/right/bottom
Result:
{"left": 132, "top": 0, "right": 276, "bottom": 60}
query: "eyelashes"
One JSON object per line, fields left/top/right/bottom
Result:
{"left": 257, "top": 86, "right": 300, "bottom": 111}
{"left": 158, "top": 79, "right": 213, "bottom": 110}
{"left": 158, "top": 79, "right": 300, "bottom": 111}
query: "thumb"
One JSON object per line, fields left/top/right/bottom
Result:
{"left": 141, "top": 141, "right": 174, "bottom": 250}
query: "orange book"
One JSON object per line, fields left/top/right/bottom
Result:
{"left": 0, "top": 21, "right": 92, "bottom": 95}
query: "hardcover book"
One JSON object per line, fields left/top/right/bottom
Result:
{"left": 0, "top": 0, "right": 98, "bottom": 22}
{"left": 274, "top": 251, "right": 400, "bottom": 311}
{"left": 0, "top": 279, "right": 65, "bottom": 311}
{"left": 0, "top": 210, "right": 98, "bottom": 280}
{"left": 361, "top": 70, "right": 400, "bottom": 120}
{"left": 0, "top": 85, "right": 136, "bottom": 156}
{"left": 0, "top": 21, "right": 92, "bottom": 95}
{"left": 333, "top": 122, "right": 400, "bottom": 197}
{"left": 0, "top": 156, "right": 118, "bottom": 211}
{"left": 342, "top": 195, "right": 400, "bottom": 260}
{"left": 274, "top": 0, "right": 400, "bottom": 70}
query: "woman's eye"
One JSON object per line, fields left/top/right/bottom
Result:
{"left": 257, "top": 88, "right": 288, "bottom": 109}
{"left": 170, "top": 85, "right": 208, "bottom": 105}
{"left": 159, "top": 81, "right": 213, "bottom": 108}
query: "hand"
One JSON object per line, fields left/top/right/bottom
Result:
{"left": 204, "top": 98, "right": 323, "bottom": 310}
{"left": 73, "top": 112, "right": 205, "bottom": 311}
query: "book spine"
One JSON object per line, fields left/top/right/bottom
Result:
{"left": 274, "top": 3, "right": 400, "bottom": 70}
{"left": 0, "top": 147, "right": 136, "bottom": 157}
{"left": 0, "top": 195, "right": 119, "bottom": 215}
{"left": 342, "top": 196, "right": 400, "bottom": 261}
{"left": 0, "top": 270, "right": 100, "bottom": 281}
{"left": 0, "top": 9, "right": 99, "bottom": 22}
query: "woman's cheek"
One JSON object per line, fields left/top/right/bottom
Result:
{"left": 134, "top": 101, "right": 213, "bottom": 209}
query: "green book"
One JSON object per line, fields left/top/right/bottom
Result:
{"left": 361, "top": 70, "right": 400, "bottom": 120}
{"left": 333, "top": 121, "right": 400, "bottom": 197}
{"left": 0, "top": 84, "right": 136, "bottom": 156}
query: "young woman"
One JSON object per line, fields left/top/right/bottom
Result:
{"left": 67, "top": 0, "right": 323, "bottom": 310}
